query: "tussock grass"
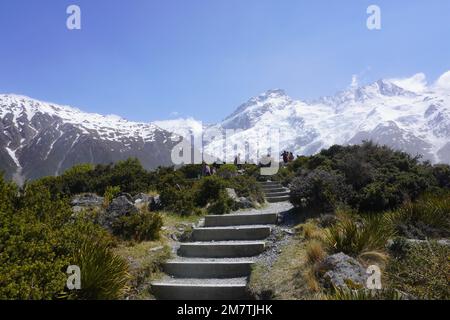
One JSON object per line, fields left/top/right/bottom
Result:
{"left": 70, "top": 240, "right": 131, "bottom": 300}
{"left": 297, "top": 221, "right": 327, "bottom": 241}
{"left": 326, "top": 288, "right": 404, "bottom": 300}
{"left": 388, "top": 191, "right": 450, "bottom": 238}
{"left": 305, "top": 240, "right": 326, "bottom": 264}
{"left": 325, "top": 214, "right": 393, "bottom": 262}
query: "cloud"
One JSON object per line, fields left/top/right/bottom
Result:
{"left": 170, "top": 111, "right": 180, "bottom": 117}
{"left": 350, "top": 75, "right": 358, "bottom": 88}
{"left": 434, "top": 70, "right": 450, "bottom": 90}
{"left": 389, "top": 73, "right": 428, "bottom": 92}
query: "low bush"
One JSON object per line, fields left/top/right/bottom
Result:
{"left": 385, "top": 241, "right": 449, "bottom": 300}
{"left": 216, "top": 164, "right": 238, "bottom": 179}
{"left": 207, "top": 190, "right": 234, "bottom": 215}
{"left": 290, "top": 169, "right": 351, "bottom": 213}
{"left": 159, "top": 186, "right": 200, "bottom": 216}
{"left": 112, "top": 211, "right": 163, "bottom": 242}
{"left": 195, "top": 176, "right": 226, "bottom": 207}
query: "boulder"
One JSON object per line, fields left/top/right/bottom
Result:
{"left": 133, "top": 193, "right": 151, "bottom": 207}
{"left": 71, "top": 193, "right": 104, "bottom": 208}
{"left": 320, "top": 252, "right": 368, "bottom": 290}
{"left": 100, "top": 195, "right": 138, "bottom": 230}
{"left": 225, "top": 188, "right": 239, "bottom": 201}
{"left": 149, "top": 195, "right": 163, "bottom": 211}
{"left": 237, "top": 197, "right": 253, "bottom": 209}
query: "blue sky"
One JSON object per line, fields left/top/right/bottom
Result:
{"left": 1, "top": 0, "right": 449, "bottom": 123}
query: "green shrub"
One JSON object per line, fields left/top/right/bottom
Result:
{"left": 195, "top": 176, "right": 226, "bottom": 207}
{"left": 229, "top": 175, "right": 264, "bottom": 203}
{"left": 0, "top": 178, "right": 113, "bottom": 299}
{"left": 160, "top": 186, "right": 199, "bottom": 216}
{"left": 290, "top": 169, "right": 351, "bottom": 213}
{"left": 207, "top": 190, "right": 234, "bottom": 215}
{"left": 112, "top": 211, "right": 163, "bottom": 242}
{"left": 357, "top": 182, "right": 402, "bottom": 212}
{"left": 386, "top": 241, "right": 449, "bottom": 300}
{"left": 216, "top": 164, "right": 238, "bottom": 179}
{"left": 68, "top": 240, "right": 130, "bottom": 300}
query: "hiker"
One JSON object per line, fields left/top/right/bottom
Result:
{"left": 288, "top": 152, "right": 295, "bottom": 162}
{"left": 202, "top": 161, "right": 211, "bottom": 176}
{"left": 211, "top": 163, "right": 217, "bottom": 175}
{"left": 234, "top": 153, "right": 241, "bottom": 168}
{"left": 282, "top": 150, "right": 289, "bottom": 164}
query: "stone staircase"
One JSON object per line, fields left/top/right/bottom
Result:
{"left": 259, "top": 181, "right": 290, "bottom": 203}
{"left": 150, "top": 181, "right": 292, "bottom": 300}
{"left": 151, "top": 211, "right": 278, "bottom": 300}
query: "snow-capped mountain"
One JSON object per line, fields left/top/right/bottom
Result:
{"left": 2, "top": 71, "right": 450, "bottom": 182}
{"left": 0, "top": 94, "right": 181, "bottom": 182}
{"left": 199, "top": 72, "right": 450, "bottom": 164}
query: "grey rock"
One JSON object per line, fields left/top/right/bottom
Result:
{"left": 320, "top": 252, "right": 368, "bottom": 290}
{"left": 133, "top": 193, "right": 151, "bottom": 205}
{"left": 149, "top": 195, "right": 162, "bottom": 211}
{"left": 100, "top": 195, "right": 138, "bottom": 230}
{"left": 71, "top": 193, "right": 104, "bottom": 207}
{"left": 225, "top": 188, "right": 239, "bottom": 201}
{"left": 237, "top": 197, "right": 253, "bottom": 209}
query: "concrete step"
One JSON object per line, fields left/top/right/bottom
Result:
{"left": 264, "top": 191, "right": 290, "bottom": 198}
{"left": 151, "top": 278, "right": 249, "bottom": 300}
{"left": 260, "top": 182, "right": 281, "bottom": 187}
{"left": 178, "top": 241, "right": 266, "bottom": 258}
{"left": 266, "top": 195, "right": 290, "bottom": 203}
{"left": 192, "top": 226, "right": 271, "bottom": 241}
{"left": 163, "top": 260, "right": 253, "bottom": 278}
{"left": 204, "top": 213, "right": 278, "bottom": 227}
{"left": 262, "top": 187, "right": 287, "bottom": 193}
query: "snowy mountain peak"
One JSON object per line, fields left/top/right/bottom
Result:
{"left": 0, "top": 94, "right": 180, "bottom": 182}
{"left": 202, "top": 71, "right": 450, "bottom": 165}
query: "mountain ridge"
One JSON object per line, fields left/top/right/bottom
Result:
{"left": 2, "top": 71, "right": 450, "bottom": 182}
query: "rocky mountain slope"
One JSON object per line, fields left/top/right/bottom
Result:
{"left": 0, "top": 94, "right": 180, "bottom": 182}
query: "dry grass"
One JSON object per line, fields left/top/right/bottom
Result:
{"left": 305, "top": 239, "right": 326, "bottom": 264}
{"left": 296, "top": 221, "right": 326, "bottom": 241}
{"left": 113, "top": 240, "right": 171, "bottom": 299}
{"left": 248, "top": 238, "right": 322, "bottom": 300}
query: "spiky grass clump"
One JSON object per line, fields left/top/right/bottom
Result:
{"left": 69, "top": 241, "right": 130, "bottom": 300}
{"left": 326, "top": 288, "right": 404, "bottom": 300}
{"left": 298, "top": 221, "right": 326, "bottom": 241}
{"left": 305, "top": 240, "right": 326, "bottom": 264}
{"left": 388, "top": 191, "right": 450, "bottom": 238}
{"left": 325, "top": 214, "right": 393, "bottom": 262}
